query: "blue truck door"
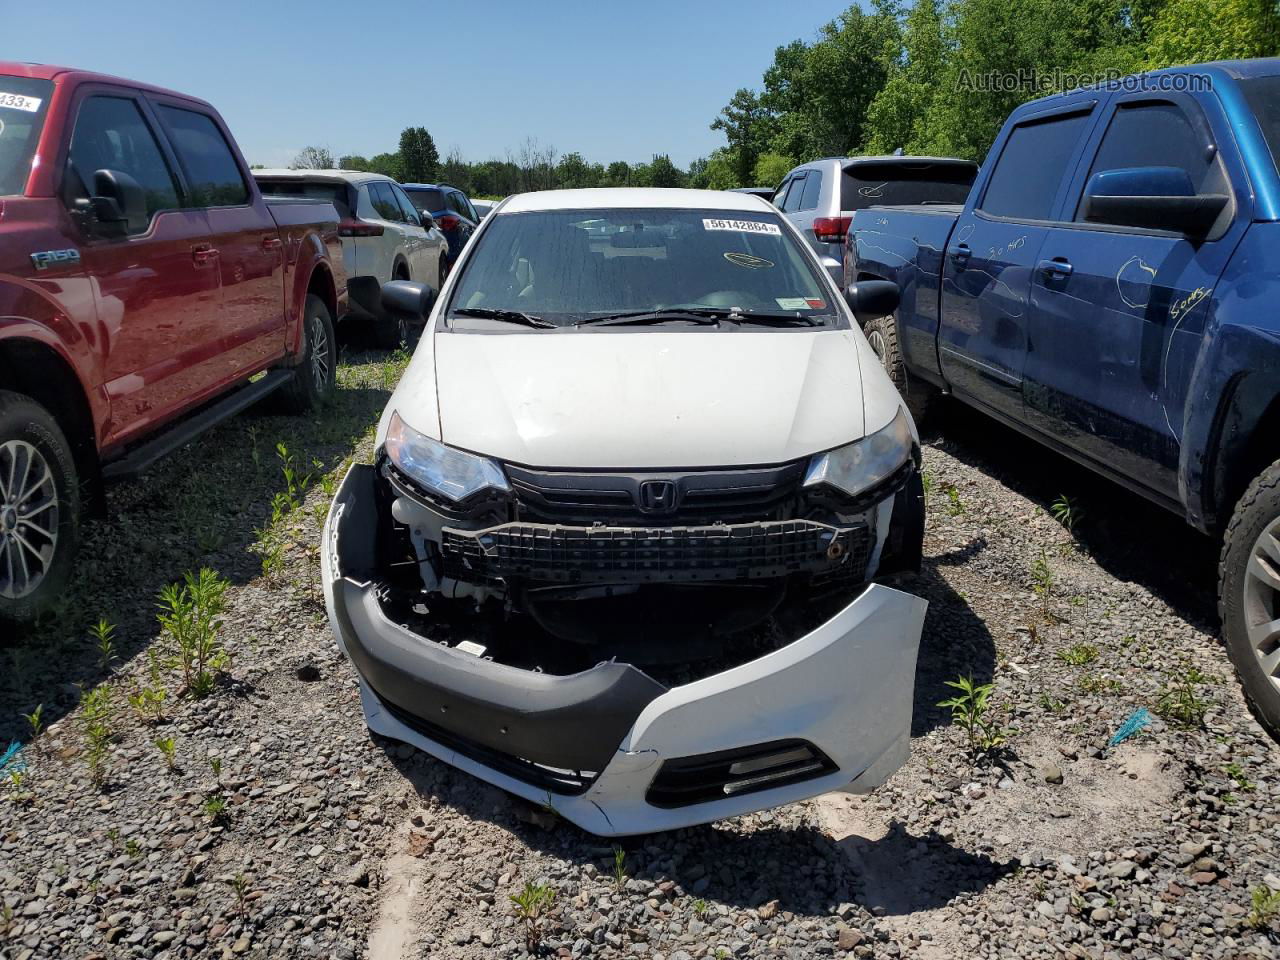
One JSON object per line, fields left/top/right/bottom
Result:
{"left": 1024, "top": 91, "right": 1250, "bottom": 504}
{"left": 938, "top": 103, "right": 1099, "bottom": 424}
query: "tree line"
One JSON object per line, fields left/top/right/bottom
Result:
{"left": 287, "top": 0, "right": 1277, "bottom": 195}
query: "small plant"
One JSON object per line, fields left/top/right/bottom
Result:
{"left": 208, "top": 756, "right": 222, "bottom": 779}
{"left": 24, "top": 703, "right": 44, "bottom": 739}
{"left": 319, "top": 472, "right": 339, "bottom": 498}
{"left": 253, "top": 526, "right": 287, "bottom": 587}
{"left": 157, "top": 568, "right": 230, "bottom": 699}
{"left": 1050, "top": 494, "right": 1085, "bottom": 533}
{"left": 1031, "top": 549, "right": 1054, "bottom": 613}
{"left": 1057, "top": 643, "right": 1099, "bottom": 666}
{"left": 1225, "top": 761, "right": 1256, "bottom": 792}
{"left": 1078, "top": 674, "right": 1122, "bottom": 694}
{"left": 1037, "top": 693, "right": 1065, "bottom": 714}
{"left": 612, "top": 845, "right": 627, "bottom": 890}
{"left": 203, "top": 792, "right": 229, "bottom": 824}
{"left": 921, "top": 470, "right": 935, "bottom": 499}
{"left": 227, "top": 873, "right": 251, "bottom": 916}
{"left": 945, "top": 484, "right": 965, "bottom": 516}
{"left": 107, "top": 826, "right": 121, "bottom": 852}
{"left": 154, "top": 737, "right": 177, "bottom": 771}
{"left": 1246, "top": 883, "right": 1280, "bottom": 930}
{"left": 89, "top": 617, "right": 117, "bottom": 670}
{"left": 1156, "top": 666, "right": 1212, "bottom": 728}
{"left": 938, "top": 674, "right": 1005, "bottom": 760}
{"left": 128, "top": 683, "right": 167, "bottom": 725}
{"left": 79, "top": 685, "right": 114, "bottom": 789}
{"left": 692, "top": 898, "right": 710, "bottom": 917}
{"left": 6, "top": 767, "right": 33, "bottom": 806}
{"left": 510, "top": 881, "right": 556, "bottom": 952}
{"left": 1, "top": 903, "right": 14, "bottom": 936}
{"left": 276, "top": 442, "right": 314, "bottom": 511}
{"left": 125, "top": 837, "right": 142, "bottom": 859}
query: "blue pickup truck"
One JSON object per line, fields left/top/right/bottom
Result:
{"left": 847, "top": 58, "right": 1280, "bottom": 733}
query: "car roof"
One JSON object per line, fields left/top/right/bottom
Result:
{"left": 251, "top": 168, "right": 393, "bottom": 184}
{"left": 0, "top": 61, "right": 216, "bottom": 108}
{"left": 401, "top": 183, "right": 456, "bottom": 191}
{"left": 500, "top": 187, "right": 774, "bottom": 214}
{"left": 793, "top": 155, "right": 979, "bottom": 171}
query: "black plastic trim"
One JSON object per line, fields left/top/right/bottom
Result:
{"left": 646, "top": 738, "right": 837, "bottom": 807}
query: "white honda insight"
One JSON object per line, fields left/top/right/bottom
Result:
{"left": 322, "top": 188, "right": 928, "bottom": 835}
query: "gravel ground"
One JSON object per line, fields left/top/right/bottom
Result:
{"left": 3, "top": 369, "right": 1279, "bottom": 959}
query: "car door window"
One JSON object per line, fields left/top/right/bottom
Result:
{"left": 771, "top": 178, "right": 791, "bottom": 207}
{"left": 978, "top": 111, "right": 1092, "bottom": 221}
{"left": 799, "top": 170, "right": 823, "bottom": 211}
{"left": 390, "top": 183, "right": 423, "bottom": 226}
{"left": 65, "top": 95, "right": 181, "bottom": 234}
{"left": 780, "top": 174, "right": 808, "bottom": 213}
{"left": 1073, "top": 101, "right": 1226, "bottom": 220}
{"left": 459, "top": 194, "right": 478, "bottom": 222}
{"left": 369, "top": 181, "right": 404, "bottom": 222}
{"left": 155, "top": 105, "right": 249, "bottom": 208}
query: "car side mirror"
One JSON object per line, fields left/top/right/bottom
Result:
{"left": 1081, "top": 166, "right": 1228, "bottom": 239}
{"left": 844, "top": 280, "right": 900, "bottom": 325}
{"left": 92, "top": 169, "right": 147, "bottom": 234}
{"left": 382, "top": 280, "right": 438, "bottom": 322}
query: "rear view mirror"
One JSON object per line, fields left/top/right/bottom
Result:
{"left": 844, "top": 280, "right": 900, "bottom": 325}
{"left": 92, "top": 169, "right": 146, "bottom": 234}
{"left": 382, "top": 280, "right": 438, "bottom": 322}
{"left": 1081, "top": 166, "right": 1228, "bottom": 238}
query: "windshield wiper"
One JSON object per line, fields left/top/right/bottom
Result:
{"left": 451, "top": 307, "right": 557, "bottom": 329}
{"left": 576, "top": 309, "right": 723, "bottom": 327}
{"left": 729, "top": 311, "right": 823, "bottom": 327}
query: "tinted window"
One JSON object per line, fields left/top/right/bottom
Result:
{"left": 0, "top": 77, "right": 54, "bottom": 196}
{"left": 255, "top": 178, "right": 351, "bottom": 217}
{"left": 449, "top": 191, "right": 469, "bottom": 217}
{"left": 390, "top": 183, "right": 422, "bottom": 226}
{"left": 450, "top": 208, "right": 837, "bottom": 328}
{"left": 369, "top": 181, "right": 404, "bottom": 221}
{"left": 979, "top": 111, "right": 1091, "bottom": 220}
{"left": 799, "top": 170, "right": 823, "bottom": 211}
{"left": 404, "top": 186, "right": 445, "bottom": 213}
{"left": 780, "top": 174, "right": 807, "bottom": 212}
{"left": 840, "top": 162, "right": 976, "bottom": 209}
{"left": 66, "top": 95, "right": 180, "bottom": 231}
{"left": 1240, "top": 76, "right": 1280, "bottom": 180}
{"left": 156, "top": 105, "right": 248, "bottom": 207}
{"left": 1075, "top": 101, "right": 1224, "bottom": 220}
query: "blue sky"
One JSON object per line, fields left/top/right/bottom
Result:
{"left": 3, "top": 0, "right": 850, "bottom": 169}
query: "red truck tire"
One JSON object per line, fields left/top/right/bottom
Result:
{"left": 0, "top": 390, "right": 81, "bottom": 622}
{"left": 279, "top": 294, "right": 338, "bottom": 413}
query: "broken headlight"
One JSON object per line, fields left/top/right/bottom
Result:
{"left": 802, "top": 407, "right": 913, "bottom": 498}
{"left": 384, "top": 411, "right": 510, "bottom": 503}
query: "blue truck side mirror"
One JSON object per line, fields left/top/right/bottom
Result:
{"left": 843, "top": 280, "right": 900, "bottom": 325}
{"left": 1081, "top": 166, "right": 1228, "bottom": 239}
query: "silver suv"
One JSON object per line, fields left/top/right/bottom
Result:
{"left": 772, "top": 156, "right": 978, "bottom": 283}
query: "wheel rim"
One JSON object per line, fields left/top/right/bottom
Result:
{"left": 1243, "top": 517, "right": 1280, "bottom": 694}
{"left": 0, "top": 439, "right": 59, "bottom": 601}
{"left": 309, "top": 311, "right": 330, "bottom": 391}
{"left": 866, "top": 328, "right": 888, "bottom": 364}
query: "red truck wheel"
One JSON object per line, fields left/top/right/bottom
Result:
{"left": 0, "top": 391, "right": 80, "bottom": 623}
{"left": 279, "top": 295, "right": 337, "bottom": 414}
{"left": 1220, "top": 460, "right": 1280, "bottom": 737}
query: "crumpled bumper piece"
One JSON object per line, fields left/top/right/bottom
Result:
{"left": 323, "top": 464, "right": 927, "bottom": 836}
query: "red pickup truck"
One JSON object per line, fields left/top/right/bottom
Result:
{"left": 0, "top": 63, "right": 347, "bottom": 622}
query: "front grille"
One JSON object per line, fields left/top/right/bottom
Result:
{"left": 505, "top": 463, "right": 805, "bottom": 525}
{"left": 441, "top": 520, "right": 871, "bottom": 584}
{"left": 379, "top": 696, "right": 599, "bottom": 796}
{"left": 646, "top": 739, "right": 838, "bottom": 807}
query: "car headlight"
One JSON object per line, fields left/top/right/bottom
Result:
{"left": 803, "top": 408, "right": 914, "bottom": 498}
{"left": 384, "top": 411, "right": 510, "bottom": 502}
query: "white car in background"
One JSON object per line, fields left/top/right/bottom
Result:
{"left": 254, "top": 169, "right": 448, "bottom": 347}
{"left": 322, "top": 188, "right": 928, "bottom": 835}
{"left": 470, "top": 198, "right": 498, "bottom": 219}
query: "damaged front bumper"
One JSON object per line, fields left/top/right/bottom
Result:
{"left": 323, "top": 464, "right": 927, "bottom": 836}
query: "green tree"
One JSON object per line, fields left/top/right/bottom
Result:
{"left": 367, "top": 152, "right": 404, "bottom": 181}
{"left": 337, "top": 154, "right": 370, "bottom": 171}
{"left": 711, "top": 88, "right": 774, "bottom": 187}
{"left": 701, "top": 149, "right": 742, "bottom": 190}
{"left": 1145, "top": 0, "right": 1279, "bottom": 65}
{"left": 557, "top": 152, "right": 596, "bottom": 188}
{"left": 604, "top": 161, "right": 633, "bottom": 186}
{"left": 291, "top": 145, "right": 334, "bottom": 170}
{"left": 752, "top": 152, "right": 794, "bottom": 187}
{"left": 398, "top": 127, "right": 440, "bottom": 182}
{"left": 864, "top": 0, "right": 949, "bottom": 153}
{"left": 644, "top": 154, "right": 685, "bottom": 188}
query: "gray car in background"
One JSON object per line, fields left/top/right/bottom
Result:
{"left": 772, "top": 156, "right": 978, "bottom": 282}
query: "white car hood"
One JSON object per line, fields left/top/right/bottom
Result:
{"left": 410, "top": 329, "right": 869, "bottom": 468}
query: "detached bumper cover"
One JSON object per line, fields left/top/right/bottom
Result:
{"left": 323, "top": 464, "right": 927, "bottom": 835}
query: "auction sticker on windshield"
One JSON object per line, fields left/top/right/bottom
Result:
{"left": 703, "top": 218, "right": 781, "bottom": 236}
{"left": 0, "top": 92, "right": 42, "bottom": 112}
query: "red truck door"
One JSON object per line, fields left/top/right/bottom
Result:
{"left": 151, "top": 101, "right": 286, "bottom": 374}
{"left": 62, "top": 90, "right": 223, "bottom": 448}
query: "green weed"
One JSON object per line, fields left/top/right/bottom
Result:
{"left": 157, "top": 568, "right": 230, "bottom": 699}
{"left": 1057, "top": 643, "right": 1099, "bottom": 666}
{"left": 510, "top": 881, "right": 556, "bottom": 952}
{"left": 89, "top": 617, "right": 117, "bottom": 670}
{"left": 1156, "top": 666, "right": 1212, "bottom": 728}
{"left": 79, "top": 685, "right": 114, "bottom": 789}
{"left": 23, "top": 703, "right": 43, "bottom": 739}
{"left": 1246, "top": 884, "right": 1280, "bottom": 930}
{"left": 938, "top": 674, "right": 1005, "bottom": 760}
{"left": 154, "top": 737, "right": 177, "bottom": 771}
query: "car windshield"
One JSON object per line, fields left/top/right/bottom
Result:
{"left": 404, "top": 187, "right": 445, "bottom": 212}
{"left": 0, "top": 77, "right": 54, "bottom": 197}
{"left": 447, "top": 207, "right": 838, "bottom": 329}
{"left": 1240, "top": 76, "right": 1280, "bottom": 181}
{"left": 840, "top": 162, "right": 976, "bottom": 209}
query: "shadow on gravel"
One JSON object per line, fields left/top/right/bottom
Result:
{"left": 385, "top": 741, "right": 1014, "bottom": 916}
{"left": 0, "top": 347, "right": 404, "bottom": 745}
{"left": 927, "top": 402, "right": 1220, "bottom": 631}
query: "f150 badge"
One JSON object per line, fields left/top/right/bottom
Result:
{"left": 30, "top": 248, "right": 81, "bottom": 270}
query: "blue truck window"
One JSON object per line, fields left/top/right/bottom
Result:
{"left": 1239, "top": 76, "right": 1280, "bottom": 178}
{"left": 1074, "top": 101, "right": 1222, "bottom": 221}
{"left": 979, "top": 111, "right": 1091, "bottom": 221}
